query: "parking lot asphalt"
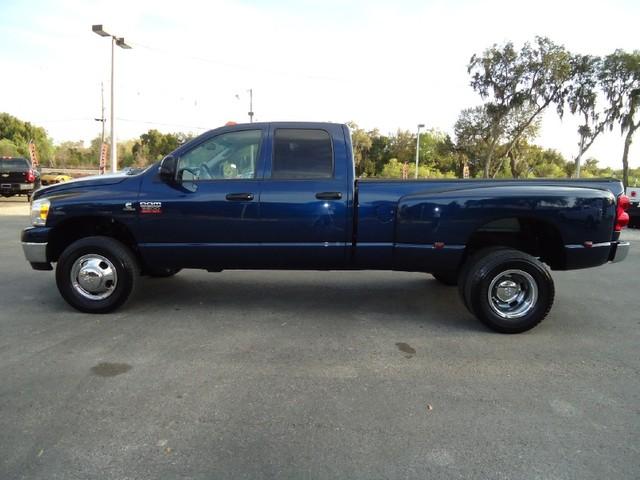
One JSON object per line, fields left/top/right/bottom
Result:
{"left": 1, "top": 196, "right": 639, "bottom": 480}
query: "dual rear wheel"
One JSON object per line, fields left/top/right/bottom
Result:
{"left": 434, "top": 248, "right": 555, "bottom": 333}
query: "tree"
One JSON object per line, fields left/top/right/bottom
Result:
{"left": 454, "top": 106, "right": 493, "bottom": 177}
{"left": 388, "top": 129, "right": 415, "bottom": 165}
{"left": 565, "top": 54, "right": 608, "bottom": 177}
{"left": 508, "top": 144, "right": 569, "bottom": 178}
{"left": 132, "top": 129, "right": 188, "bottom": 165}
{"left": 0, "top": 138, "right": 21, "bottom": 157}
{"left": 468, "top": 37, "right": 573, "bottom": 177}
{"left": 599, "top": 49, "right": 640, "bottom": 187}
{"left": 367, "top": 131, "right": 390, "bottom": 176}
{"left": 346, "top": 121, "right": 372, "bottom": 176}
{"left": 454, "top": 105, "right": 539, "bottom": 178}
{"left": 0, "top": 112, "right": 54, "bottom": 164}
{"left": 418, "top": 129, "right": 459, "bottom": 176}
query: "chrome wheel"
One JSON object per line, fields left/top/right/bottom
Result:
{"left": 487, "top": 269, "right": 537, "bottom": 319}
{"left": 70, "top": 254, "right": 118, "bottom": 300}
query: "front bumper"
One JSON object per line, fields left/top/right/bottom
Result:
{"left": 21, "top": 226, "right": 53, "bottom": 270}
{"left": 22, "top": 242, "right": 48, "bottom": 263}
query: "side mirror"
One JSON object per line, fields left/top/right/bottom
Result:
{"left": 159, "top": 155, "right": 178, "bottom": 183}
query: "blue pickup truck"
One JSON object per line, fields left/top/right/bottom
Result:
{"left": 22, "top": 122, "right": 631, "bottom": 333}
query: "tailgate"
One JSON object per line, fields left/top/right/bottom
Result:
{"left": 0, "top": 171, "right": 28, "bottom": 183}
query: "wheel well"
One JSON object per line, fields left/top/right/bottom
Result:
{"left": 48, "top": 216, "right": 139, "bottom": 263}
{"left": 465, "top": 217, "right": 565, "bottom": 269}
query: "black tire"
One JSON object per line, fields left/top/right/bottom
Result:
{"left": 459, "top": 248, "right": 554, "bottom": 334}
{"left": 457, "top": 246, "right": 507, "bottom": 314}
{"left": 431, "top": 271, "right": 458, "bottom": 286}
{"left": 144, "top": 267, "right": 181, "bottom": 278}
{"left": 56, "top": 236, "right": 139, "bottom": 313}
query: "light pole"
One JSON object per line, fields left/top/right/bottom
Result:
{"left": 248, "top": 88, "right": 254, "bottom": 123}
{"left": 92, "top": 25, "right": 131, "bottom": 173}
{"left": 415, "top": 123, "right": 425, "bottom": 179}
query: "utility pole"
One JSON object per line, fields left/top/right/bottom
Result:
{"left": 94, "top": 82, "right": 106, "bottom": 143}
{"left": 248, "top": 88, "right": 254, "bottom": 123}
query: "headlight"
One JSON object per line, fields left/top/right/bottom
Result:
{"left": 31, "top": 198, "right": 50, "bottom": 226}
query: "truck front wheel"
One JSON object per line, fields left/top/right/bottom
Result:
{"left": 56, "top": 236, "right": 139, "bottom": 313}
{"left": 459, "top": 248, "right": 554, "bottom": 333}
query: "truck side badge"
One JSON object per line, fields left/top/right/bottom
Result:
{"left": 123, "top": 202, "right": 135, "bottom": 212}
{"left": 140, "top": 201, "right": 162, "bottom": 214}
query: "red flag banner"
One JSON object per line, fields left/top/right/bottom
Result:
{"left": 99, "top": 143, "right": 109, "bottom": 174}
{"left": 28, "top": 142, "right": 39, "bottom": 167}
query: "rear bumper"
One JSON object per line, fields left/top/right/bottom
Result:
{"left": 611, "top": 241, "right": 630, "bottom": 263}
{"left": 563, "top": 241, "right": 631, "bottom": 269}
{"left": 1, "top": 183, "right": 34, "bottom": 194}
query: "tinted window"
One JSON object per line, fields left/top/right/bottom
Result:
{"left": 178, "top": 130, "right": 261, "bottom": 180}
{"left": 0, "top": 158, "right": 29, "bottom": 172}
{"left": 272, "top": 129, "right": 333, "bottom": 179}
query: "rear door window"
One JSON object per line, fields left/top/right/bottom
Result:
{"left": 272, "top": 129, "right": 333, "bottom": 179}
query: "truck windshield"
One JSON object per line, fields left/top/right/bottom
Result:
{"left": 0, "top": 159, "right": 29, "bottom": 172}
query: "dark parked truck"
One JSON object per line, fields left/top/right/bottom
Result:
{"left": 1, "top": 156, "right": 40, "bottom": 200}
{"left": 22, "top": 122, "right": 632, "bottom": 333}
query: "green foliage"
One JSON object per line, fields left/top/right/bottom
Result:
{"left": 380, "top": 158, "right": 456, "bottom": 179}
{"left": 467, "top": 37, "right": 573, "bottom": 177}
{"left": 347, "top": 122, "right": 460, "bottom": 178}
{"left": 346, "top": 121, "right": 373, "bottom": 174}
{"left": 0, "top": 138, "right": 21, "bottom": 157}
{"left": 0, "top": 112, "right": 54, "bottom": 163}
{"left": 599, "top": 49, "right": 640, "bottom": 186}
{"left": 132, "top": 129, "right": 189, "bottom": 164}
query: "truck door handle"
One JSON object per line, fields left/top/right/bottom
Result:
{"left": 225, "top": 193, "right": 254, "bottom": 201}
{"left": 315, "top": 192, "right": 342, "bottom": 200}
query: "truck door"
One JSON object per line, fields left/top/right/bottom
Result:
{"left": 137, "top": 127, "right": 266, "bottom": 269}
{"left": 256, "top": 124, "right": 351, "bottom": 268}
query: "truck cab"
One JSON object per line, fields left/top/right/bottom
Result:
{"left": 137, "top": 122, "right": 353, "bottom": 270}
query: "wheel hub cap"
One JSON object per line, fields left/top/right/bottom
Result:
{"left": 495, "top": 280, "right": 521, "bottom": 303}
{"left": 488, "top": 269, "right": 538, "bottom": 319}
{"left": 70, "top": 254, "right": 118, "bottom": 300}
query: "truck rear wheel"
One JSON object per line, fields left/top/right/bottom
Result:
{"left": 56, "top": 236, "right": 139, "bottom": 313}
{"left": 459, "top": 248, "right": 554, "bottom": 333}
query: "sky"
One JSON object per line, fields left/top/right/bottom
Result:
{"left": 0, "top": 0, "right": 638, "bottom": 169}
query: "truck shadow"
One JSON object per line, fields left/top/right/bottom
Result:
{"left": 134, "top": 272, "right": 486, "bottom": 333}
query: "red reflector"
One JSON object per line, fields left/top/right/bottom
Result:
{"left": 583, "top": 241, "right": 593, "bottom": 248}
{"left": 632, "top": 191, "right": 637, "bottom": 197}
{"left": 434, "top": 242, "right": 445, "bottom": 249}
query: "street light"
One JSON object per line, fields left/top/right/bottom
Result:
{"left": 92, "top": 25, "right": 132, "bottom": 173}
{"left": 415, "top": 123, "right": 425, "bottom": 179}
